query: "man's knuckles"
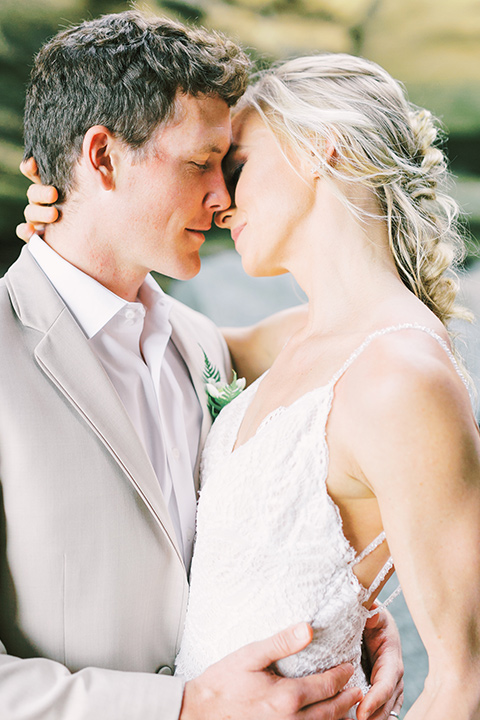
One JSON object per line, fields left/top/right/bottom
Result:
{"left": 271, "top": 685, "right": 304, "bottom": 715}
{"left": 316, "top": 664, "right": 354, "bottom": 698}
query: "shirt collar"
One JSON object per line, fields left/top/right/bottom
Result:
{"left": 28, "top": 234, "right": 172, "bottom": 339}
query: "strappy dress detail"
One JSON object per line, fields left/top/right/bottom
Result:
{"left": 353, "top": 531, "right": 401, "bottom": 616}
{"left": 175, "top": 323, "right": 467, "bottom": 712}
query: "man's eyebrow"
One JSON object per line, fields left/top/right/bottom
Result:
{"left": 198, "top": 143, "right": 229, "bottom": 154}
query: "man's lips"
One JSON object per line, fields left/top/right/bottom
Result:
{"left": 231, "top": 224, "right": 246, "bottom": 245}
{"left": 185, "top": 227, "right": 211, "bottom": 242}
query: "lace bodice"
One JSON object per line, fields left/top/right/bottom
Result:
{"left": 175, "top": 325, "right": 468, "bottom": 711}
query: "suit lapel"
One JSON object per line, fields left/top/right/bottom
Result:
{"left": 6, "top": 249, "right": 184, "bottom": 566}
{"left": 169, "top": 307, "right": 212, "bottom": 491}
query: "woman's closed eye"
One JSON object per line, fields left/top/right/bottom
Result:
{"left": 225, "top": 161, "right": 245, "bottom": 197}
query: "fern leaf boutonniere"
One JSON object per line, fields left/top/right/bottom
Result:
{"left": 201, "top": 349, "right": 246, "bottom": 421}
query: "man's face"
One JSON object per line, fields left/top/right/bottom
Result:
{"left": 114, "top": 92, "right": 232, "bottom": 281}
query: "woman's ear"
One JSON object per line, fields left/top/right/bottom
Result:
{"left": 324, "top": 138, "right": 337, "bottom": 165}
{"left": 81, "top": 126, "right": 119, "bottom": 191}
{"left": 309, "top": 139, "right": 337, "bottom": 179}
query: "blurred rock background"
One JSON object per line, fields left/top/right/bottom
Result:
{"left": 1, "top": 1, "right": 479, "bottom": 715}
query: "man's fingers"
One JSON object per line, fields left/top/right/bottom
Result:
{"left": 363, "top": 610, "right": 381, "bottom": 631}
{"left": 356, "top": 679, "right": 404, "bottom": 720}
{"left": 390, "top": 690, "right": 404, "bottom": 718}
{"left": 356, "top": 681, "right": 390, "bottom": 720}
{"left": 360, "top": 608, "right": 403, "bottom": 720}
{"left": 26, "top": 183, "right": 58, "bottom": 205}
{"left": 237, "top": 623, "right": 314, "bottom": 670}
{"left": 24, "top": 204, "right": 59, "bottom": 225}
{"left": 361, "top": 687, "right": 404, "bottom": 720}
{"left": 303, "top": 687, "right": 362, "bottom": 720}
{"left": 287, "top": 664, "right": 357, "bottom": 709}
{"left": 15, "top": 222, "right": 38, "bottom": 243}
{"left": 20, "top": 157, "right": 40, "bottom": 183}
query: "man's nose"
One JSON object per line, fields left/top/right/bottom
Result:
{"left": 204, "top": 172, "right": 232, "bottom": 213}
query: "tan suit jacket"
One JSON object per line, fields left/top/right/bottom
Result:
{"left": 0, "top": 247, "right": 231, "bottom": 719}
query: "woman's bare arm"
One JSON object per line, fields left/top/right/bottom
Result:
{"left": 349, "top": 333, "right": 480, "bottom": 719}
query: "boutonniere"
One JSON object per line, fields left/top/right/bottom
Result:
{"left": 202, "top": 349, "right": 246, "bottom": 421}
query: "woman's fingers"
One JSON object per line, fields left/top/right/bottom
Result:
{"left": 18, "top": 159, "right": 59, "bottom": 237}
{"left": 24, "top": 203, "right": 59, "bottom": 225}
{"left": 16, "top": 222, "right": 39, "bottom": 243}
{"left": 19, "top": 157, "right": 40, "bottom": 183}
{"left": 26, "top": 183, "right": 58, "bottom": 205}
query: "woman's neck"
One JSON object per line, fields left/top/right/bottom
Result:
{"left": 286, "top": 187, "right": 408, "bottom": 337}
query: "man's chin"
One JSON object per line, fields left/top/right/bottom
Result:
{"left": 155, "top": 256, "right": 202, "bottom": 282}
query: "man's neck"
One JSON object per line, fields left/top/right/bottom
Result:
{"left": 43, "top": 225, "right": 146, "bottom": 302}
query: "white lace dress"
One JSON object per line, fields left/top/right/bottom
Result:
{"left": 175, "top": 325, "right": 466, "bottom": 716}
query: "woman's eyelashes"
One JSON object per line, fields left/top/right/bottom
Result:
{"left": 225, "top": 160, "right": 245, "bottom": 197}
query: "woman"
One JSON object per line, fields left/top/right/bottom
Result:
{"left": 174, "top": 54, "right": 480, "bottom": 719}
{"left": 19, "top": 54, "right": 480, "bottom": 719}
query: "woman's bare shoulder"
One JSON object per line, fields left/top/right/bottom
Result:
{"left": 342, "top": 327, "right": 477, "bottom": 475}
{"left": 348, "top": 328, "right": 467, "bottom": 410}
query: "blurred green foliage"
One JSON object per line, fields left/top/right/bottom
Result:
{"left": 1, "top": 0, "right": 479, "bottom": 272}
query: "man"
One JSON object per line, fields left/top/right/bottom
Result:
{"left": 4, "top": 10, "right": 403, "bottom": 720}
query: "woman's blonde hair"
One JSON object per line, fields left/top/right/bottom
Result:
{"left": 239, "top": 54, "right": 470, "bottom": 328}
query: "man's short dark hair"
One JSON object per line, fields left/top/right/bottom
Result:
{"left": 23, "top": 10, "right": 250, "bottom": 199}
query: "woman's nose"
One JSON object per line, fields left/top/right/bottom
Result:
{"left": 214, "top": 205, "right": 235, "bottom": 229}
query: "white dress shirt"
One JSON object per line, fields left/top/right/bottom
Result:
{"left": 28, "top": 235, "right": 202, "bottom": 569}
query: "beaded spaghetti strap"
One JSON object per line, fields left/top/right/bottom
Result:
{"left": 329, "top": 322, "right": 469, "bottom": 616}
{"left": 355, "top": 531, "right": 386, "bottom": 565}
{"left": 329, "top": 322, "right": 469, "bottom": 390}
{"left": 353, "top": 532, "right": 402, "bottom": 615}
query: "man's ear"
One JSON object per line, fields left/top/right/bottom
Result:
{"left": 81, "top": 126, "right": 121, "bottom": 191}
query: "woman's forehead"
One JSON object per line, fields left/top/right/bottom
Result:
{"left": 231, "top": 109, "right": 269, "bottom": 145}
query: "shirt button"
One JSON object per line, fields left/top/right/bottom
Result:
{"left": 124, "top": 308, "right": 136, "bottom": 320}
{"left": 172, "top": 447, "right": 180, "bottom": 460}
{"left": 156, "top": 665, "right": 174, "bottom": 675}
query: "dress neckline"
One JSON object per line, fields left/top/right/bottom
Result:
{"left": 230, "top": 322, "right": 464, "bottom": 456}
{"left": 230, "top": 375, "right": 331, "bottom": 455}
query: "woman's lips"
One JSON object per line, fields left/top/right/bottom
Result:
{"left": 231, "top": 223, "right": 246, "bottom": 245}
